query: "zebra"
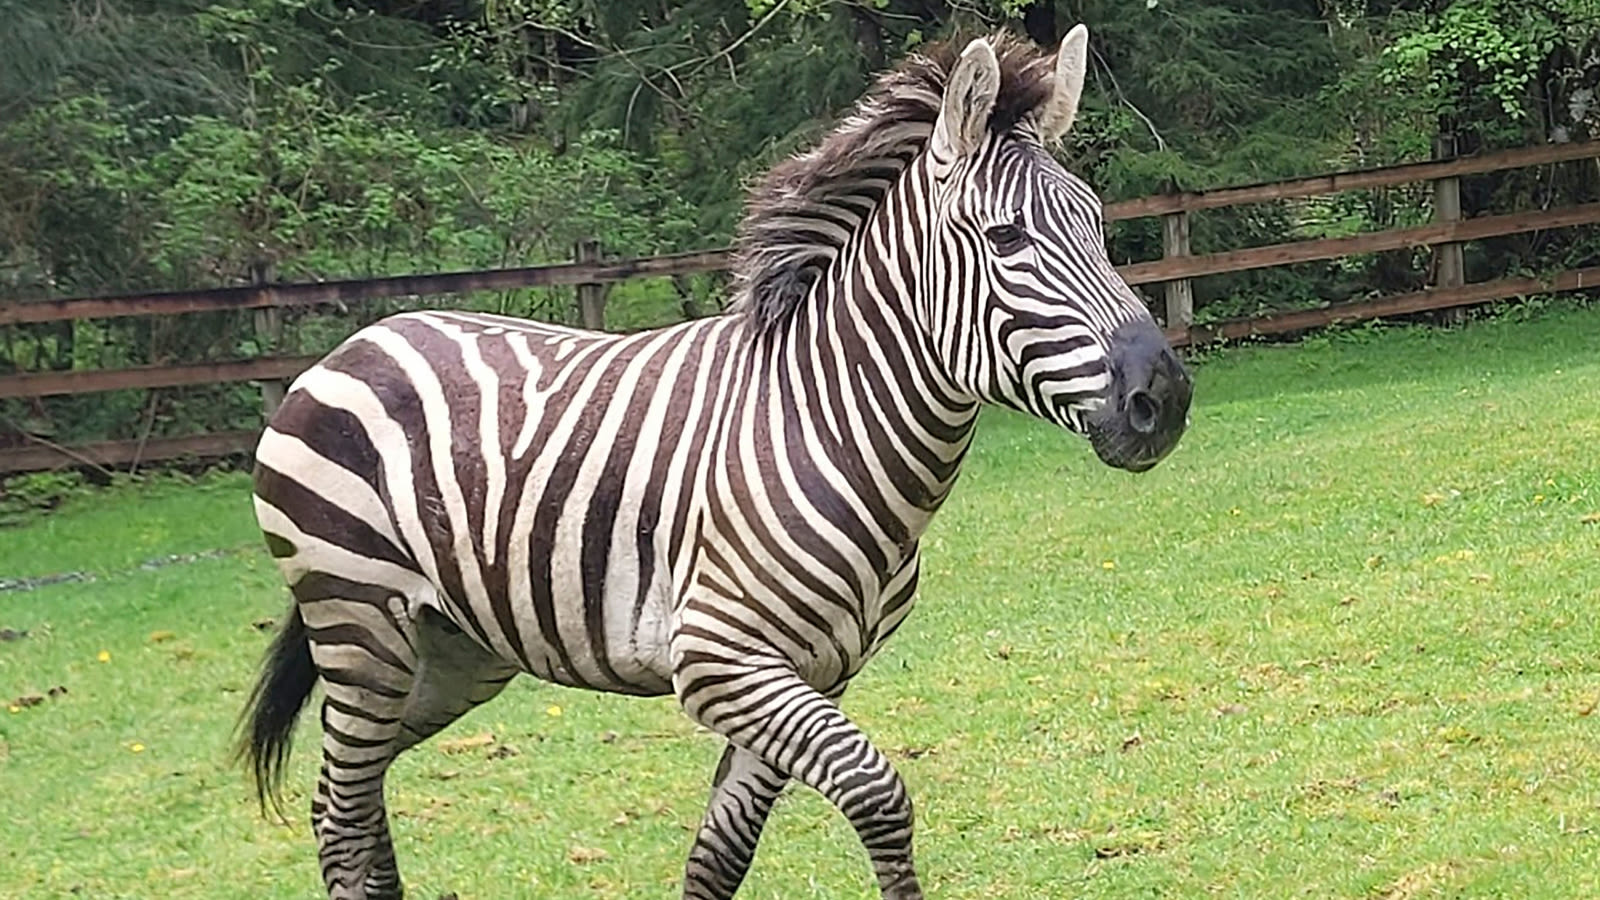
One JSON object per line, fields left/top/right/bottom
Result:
{"left": 240, "top": 25, "right": 1192, "bottom": 900}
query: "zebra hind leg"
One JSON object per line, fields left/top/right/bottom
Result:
{"left": 394, "top": 606, "right": 519, "bottom": 753}
{"left": 303, "top": 589, "right": 417, "bottom": 900}
{"left": 682, "top": 743, "right": 790, "bottom": 899}
{"left": 308, "top": 598, "right": 517, "bottom": 900}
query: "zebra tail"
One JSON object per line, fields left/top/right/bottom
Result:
{"left": 235, "top": 604, "right": 316, "bottom": 820}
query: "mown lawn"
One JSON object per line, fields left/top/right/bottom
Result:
{"left": 2, "top": 304, "right": 1598, "bottom": 899}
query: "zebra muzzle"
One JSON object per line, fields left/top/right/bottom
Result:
{"left": 1088, "top": 320, "right": 1193, "bottom": 472}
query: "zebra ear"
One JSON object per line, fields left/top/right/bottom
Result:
{"left": 1040, "top": 24, "right": 1089, "bottom": 141}
{"left": 931, "top": 38, "right": 1002, "bottom": 163}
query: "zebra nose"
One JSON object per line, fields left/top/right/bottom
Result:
{"left": 1109, "top": 323, "right": 1192, "bottom": 436}
{"left": 1127, "top": 388, "right": 1159, "bottom": 434}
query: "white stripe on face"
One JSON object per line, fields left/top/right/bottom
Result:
{"left": 927, "top": 137, "right": 1156, "bottom": 431}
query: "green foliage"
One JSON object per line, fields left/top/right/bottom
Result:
{"left": 3, "top": 60, "right": 691, "bottom": 295}
{"left": 0, "top": 0, "right": 697, "bottom": 445}
{"left": 1, "top": 0, "right": 1597, "bottom": 450}
{"left": 1328, "top": 0, "right": 1600, "bottom": 160}
{"left": 1380, "top": 2, "right": 1557, "bottom": 121}
{"left": 0, "top": 470, "right": 90, "bottom": 526}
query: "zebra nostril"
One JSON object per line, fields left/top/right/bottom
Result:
{"left": 1127, "top": 389, "right": 1159, "bottom": 435}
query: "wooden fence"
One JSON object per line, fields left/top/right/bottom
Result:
{"left": 1, "top": 140, "right": 1596, "bottom": 474}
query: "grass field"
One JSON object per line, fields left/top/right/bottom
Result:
{"left": 2, "top": 303, "right": 1599, "bottom": 899}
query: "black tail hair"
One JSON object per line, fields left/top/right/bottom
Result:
{"left": 234, "top": 604, "right": 316, "bottom": 820}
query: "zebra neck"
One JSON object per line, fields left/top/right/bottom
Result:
{"left": 760, "top": 191, "right": 980, "bottom": 546}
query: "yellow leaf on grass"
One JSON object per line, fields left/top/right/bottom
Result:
{"left": 97, "top": 650, "right": 111, "bottom": 663}
{"left": 437, "top": 732, "right": 495, "bottom": 755}
{"left": 129, "top": 742, "right": 146, "bottom": 753}
{"left": 1101, "top": 560, "right": 1116, "bottom": 571}
{"left": 546, "top": 705, "right": 564, "bottom": 717}
{"left": 567, "top": 846, "right": 609, "bottom": 864}
{"left": 149, "top": 630, "right": 176, "bottom": 643}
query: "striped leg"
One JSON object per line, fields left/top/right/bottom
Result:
{"left": 305, "top": 602, "right": 515, "bottom": 899}
{"left": 308, "top": 642, "right": 413, "bottom": 900}
{"left": 682, "top": 743, "right": 789, "bottom": 899}
{"left": 675, "top": 659, "right": 921, "bottom": 899}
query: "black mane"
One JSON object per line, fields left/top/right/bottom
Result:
{"left": 729, "top": 33, "right": 1060, "bottom": 332}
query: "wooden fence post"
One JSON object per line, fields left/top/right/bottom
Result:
{"left": 1161, "top": 209, "right": 1194, "bottom": 331}
{"left": 251, "top": 261, "right": 286, "bottom": 420}
{"left": 575, "top": 239, "right": 609, "bottom": 330}
{"left": 1432, "top": 133, "right": 1465, "bottom": 322}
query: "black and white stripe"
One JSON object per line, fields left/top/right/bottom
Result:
{"left": 239, "top": 27, "right": 1190, "bottom": 900}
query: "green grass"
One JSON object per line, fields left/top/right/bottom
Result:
{"left": 3, "top": 304, "right": 1599, "bottom": 899}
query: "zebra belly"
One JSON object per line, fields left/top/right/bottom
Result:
{"left": 440, "top": 542, "right": 678, "bottom": 698}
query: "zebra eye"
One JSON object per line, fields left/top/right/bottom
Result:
{"left": 984, "top": 221, "right": 1029, "bottom": 255}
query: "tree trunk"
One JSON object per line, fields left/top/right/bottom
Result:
{"left": 1022, "top": 1, "right": 1059, "bottom": 46}
{"left": 848, "top": 6, "right": 885, "bottom": 72}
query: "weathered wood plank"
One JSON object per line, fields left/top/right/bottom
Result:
{"left": 0, "top": 356, "right": 319, "bottom": 399}
{"left": 1160, "top": 211, "right": 1194, "bottom": 328}
{"left": 0, "top": 430, "right": 261, "bottom": 474}
{"left": 1103, "top": 140, "right": 1600, "bottom": 221}
{"left": 0, "top": 249, "right": 735, "bottom": 326}
{"left": 1184, "top": 266, "right": 1600, "bottom": 343}
{"left": 1431, "top": 135, "right": 1466, "bottom": 292}
{"left": 1116, "top": 203, "right": 1600, "bottom": 285}
{"left": 575, "top": 240, "right": 609, "bottom": 331}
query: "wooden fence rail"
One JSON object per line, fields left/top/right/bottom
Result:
{"left": 0, "top": 356, "right": 322, "bottom": 400}
{"left": 1098, "top": 139, "right": 1600, "bottom": 219}
{"left": 0, "top": 248, "right": 734, "bottom": 327}
{"left": 1186, "top": 265, "right": 1600, "bottom": 344}
{"left": 1117, "top": 202, "right": 1600, "bottom": 286}
{"left": 2, "top": 139, "right": 1596, "bottom": 474}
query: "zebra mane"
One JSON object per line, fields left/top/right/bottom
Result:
{"left": 730, "top": 32, "right": 1060, "bottom": 332}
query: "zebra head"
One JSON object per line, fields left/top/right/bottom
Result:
{"left": 922, "top": 28, "right": 1192, "bottom": 472}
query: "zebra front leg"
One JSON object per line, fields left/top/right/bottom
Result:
{"left": 683, "top": 743, "right": 789, "bottom": 899}
{"left": 674, "top": 660, "right": 922, "bottom": 899}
